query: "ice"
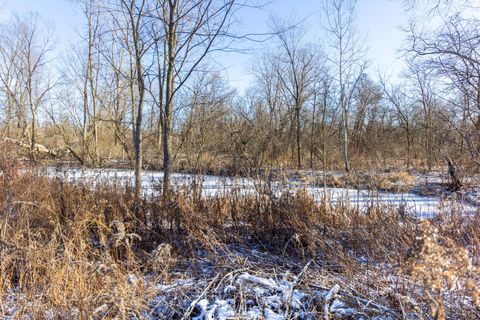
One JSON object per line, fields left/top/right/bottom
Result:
{"left": 44, "top": 166, "right": 478, "bottom": 217}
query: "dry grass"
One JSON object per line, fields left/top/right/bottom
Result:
{"left": 402, "top": 221, "right": 480, "bottom": 319}
{"left": 0, "top": 155, "right": 157, "bottom": 318}
{"left": 0, "top": 150, "right": 479, "bottom": 318}
{"left": 319, "top": 171, "right": 414, "bottom": 192}
{"left": 272, "top": 170, "right": 418, "bottom": 192}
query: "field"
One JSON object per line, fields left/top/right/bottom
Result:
{"left": 1, "top": 157, "right": 479, "bottom": 319}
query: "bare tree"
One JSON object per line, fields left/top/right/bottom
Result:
{"left": 323, "top": 0, "right": 367, "bottom": 172}
{"left": 0, "top": 23, "right": 23, "bottom": 139}
{"left": 153, "top": 0, "right": 235, "bottom": 196}
{"left": 0, "top": 13, "right": 55, "bottom": 159}
{"left": 381, "top": 77, "right": 415, "bottom": 169}
{"left": 81, "top": 0, "right": 102, "bottom": 164}
{"left": 350, "top": 75, "right": 382, "bottom": 159}
{"left": 246, "top": 53, "right": 289, "bottom": 169}
{"left": 403, "top": 0, "right": 480, "bottom": 167}
{"left": 269, "top": 20, "right": 321, "bottom": 169}
{"left": 118, "top": 0, "right": 150, "bottom": 209}
{"left": 177, "top": 72, "right": 234, "bottom": 172}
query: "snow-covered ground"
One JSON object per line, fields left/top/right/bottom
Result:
{"left": 3, "top": 167, "right": 477, "bottom": 319}
{"left": 44, "top": 167, "right": 478, "bottom": 218}
{"left": 149, "top": 270, "right": 362, "bottom": 320}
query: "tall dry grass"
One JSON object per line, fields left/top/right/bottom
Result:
{"left": 0, "top": 147, "right": 479, "bottom": 318}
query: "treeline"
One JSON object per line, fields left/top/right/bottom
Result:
{"left": 0, "top": 0, "right": 478, "bottom": 184}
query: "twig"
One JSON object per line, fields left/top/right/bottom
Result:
{"left": 396, "top": 293, "right": 407, "bottom": 320}
{"left": 311, "top": 283, "right": 401, "bottom": 318}
{"left": 181, "top": 273, "right": 220, "bottom": 320}
{"left": 324, "top": 284, "right": 341, "bottom": 320}
{"left": 285, "top": 259, "right": 313, "bottom": 317}
{"left": 213, "top": 268, "right": 248, "bottom": 293}
{"left": 0, "top": 238, "right": 17, "bottom": 250}
{"left": 12, "top": 201, "right": 57, "bottom": 216}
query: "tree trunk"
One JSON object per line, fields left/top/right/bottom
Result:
{"left": 123, "top": 0, "right": 146, "bottom": 215}
{"left": 406, "top": 125, "right": 411, "bottom": 170}
{"left": 82, "top": 72, "right": 89, "bottom": 163}
{"left": 444, "top": 155, "right": 462, "bottom": 192}
{"left": 162, "top": 0, "right": 177, "bottom": 198}
{"left": 310, "top": 92, "right": 317, "bottom": 170}
{"left": 296, "top": 103, "right": 301, "bottom": 169}
{"left": 30, "top": 109, "right": 36, "bottom": 160}
{"left": 343, "top": 110, "right": 350, "bottom": 172}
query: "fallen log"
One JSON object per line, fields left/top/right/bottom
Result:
{"left": 3, "top": 137, "right": 58, "bottom": 157}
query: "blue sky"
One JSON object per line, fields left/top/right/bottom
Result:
{"left": 225, "top": 0, "right": 409, "bottom": 89}
{"left": 0, "top": 0, "right": 410, "bottom": 92}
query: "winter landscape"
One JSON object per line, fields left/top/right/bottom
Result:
{"left": 1, "top": 0, "right": 480, "bottom": 319}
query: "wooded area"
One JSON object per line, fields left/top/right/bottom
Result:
{"left": 0, "top": 0, "right": 478, "bottom": 193}
{"left": 1, "top": 1, "right": 480, "bottom": 319}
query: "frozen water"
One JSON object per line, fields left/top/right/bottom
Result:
{"left": 44, "top": 167, "right": 478, "bottom": 218}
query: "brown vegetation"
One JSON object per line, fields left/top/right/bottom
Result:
{"left": 0, "top": 0, "right": 478, "bottom": 318}
{"left": 0, "top": 150, "right": 478, "bottom": 318}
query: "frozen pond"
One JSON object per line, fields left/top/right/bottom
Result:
{"left": 44, "top": 167, "right": 477, "bottom": 218}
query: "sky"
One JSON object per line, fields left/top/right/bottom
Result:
{"left": 0, "top": 0, "right": 410, "bottom": 93}
{"left": 223, "top": 0, "right": 409, "bottom": 90}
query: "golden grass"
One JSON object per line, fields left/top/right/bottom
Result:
{"left": 315, "top": 170, "right": 417, "bottom": 192}
{"left": 0, "top": 151, "right": 479, "bottom": 318}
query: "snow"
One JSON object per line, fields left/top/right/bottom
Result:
{"left": 223, "top": 284, "right": 236, "bottom": 294}
{"left": 156, "top": 278, "right": 195, "bottom": 292}
{"left": 245, "top": 307, "right": 262, "bottom": 319}
{"left": 44, "top": 166, "right": 478, "bottom": 217}
{"left": 263, "top": 308, "right": 285, "bottom": 320}
{"left": 2, "top": 290, "right": 19, "bottom": 319}
{"left": 187, "top": 271, "right": 308, "bottom": 319}
{"left": 330, "top": 299, "right": 356, "bottom": 315}
{"left": 191, "top": 299, "right": 236, "bottom": 320}
{"left": 151, "top": 271, "right": 360, "bottom": 319}
{"left": 237, "top": 274, "right": 280, "bottom": 290}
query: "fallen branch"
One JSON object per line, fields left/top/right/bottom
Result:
{"left": 181, "top": 273, "right": 221, "bottom": 320}
{"left": 324, "top": 284, "right": 341, "bottom": 320}
{"left": 3, "top": 137, "right": 57, "bottom": 157}
{"left": 285, "top": 259, "right": 313, "bottom": 317}
{"left": 311, "top": 283, "right": 401, "bottom": 318}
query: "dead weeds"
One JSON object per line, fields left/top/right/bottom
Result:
{"left": 0, "top": 153, "right": 479, "bottom": 319}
